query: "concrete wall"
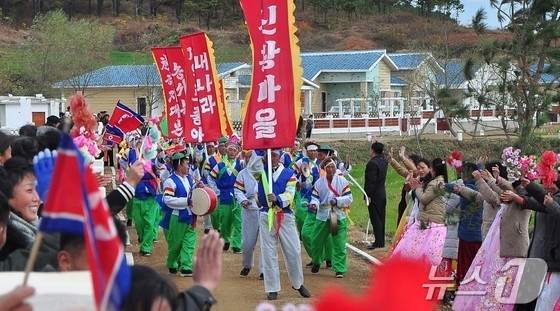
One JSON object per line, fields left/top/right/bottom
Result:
{"left": 0, "top": 95, "right": 61, "bottom": 131}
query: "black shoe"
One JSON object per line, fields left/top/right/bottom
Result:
{"left": 305, "top": 261, "right": 313, "bottom": 267}
{"left": 326, "top": 260, "right": 332, "bottom": 268}
{"left": 180, "top": 269, "right": 193, "bottom": 277}
{"left": 139, "top": 251, "right": 151, "bottom": 257}
{"left": 204, "top": 229, "right": 210, "bottom": 234}
{"left": 367, "top": 243, "right": 383, "bottom": 250}
{"left": 232, "top": 247, "right": 242, "bottom": 254}
{"left": 240, "top": 268, "right": 250, "bottom": 277}
{"left": 293, "top": 285, "right": 311, "bottom": 298}
{"left": 267, "top": 292, "right": 277, "bottom": 300}
{"left": 311, "top": 264, "right": 320, "bottom": 274}
{"left": 259, "top": 273, "right": 264, "bottom": 280}
{"left": 168, "top": 268, "right": 178, "bottom": 275}
{"left": 223, "top": 243, "right": 230, "bottom": 251}
{"left": 335, "top": 272, "right": 344, "bottom": 278}
{"left": 126, "top": 219, "right": 132, "bottom": 227}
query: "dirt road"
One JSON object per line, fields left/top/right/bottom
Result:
{"left": 128, "top": 224, "right": 388, "bottom": 311}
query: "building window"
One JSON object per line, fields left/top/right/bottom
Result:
{"left": 137, "top": 97, "right": 147, "bottom": 116}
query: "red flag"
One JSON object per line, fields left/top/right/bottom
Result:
{"left": 179, "top": 32, "right": 226, "bottom": 143}
{"left": 107, "top": 101, "right": 145, "bottom": 133}
{"left": 39, "top": 134, "right": 130, "bottom": 310}
{"left": 151, "top": 47, "right": 190, "bottom": 139}
{"left": 240, "top": 0, "right": 302, "bottom": 149}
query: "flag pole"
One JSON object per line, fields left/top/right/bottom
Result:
{"left": 22, "top": 233, "right": 44, "bottom": 285}
{"left": 267, "top": 149, "right": 273, "bottom": 195}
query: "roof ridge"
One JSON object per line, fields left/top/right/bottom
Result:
{"left": 388, "top": 52, "right": 429, "bottom": 56}
{"left": 301, "top": 49, "right": 386, "bottom": 56}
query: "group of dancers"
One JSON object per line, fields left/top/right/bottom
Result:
{"left": 118, "top": 136, "right": 354, "bottom": 300}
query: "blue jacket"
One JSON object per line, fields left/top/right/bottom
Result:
{"left": 128, "top": 149, "right": 158, "bottom": 199}
{"left": 159, "top": 174, "right": 195, "bottom": 229}
{"left": 455, "top": 179, "right": 483, "bottom": 242}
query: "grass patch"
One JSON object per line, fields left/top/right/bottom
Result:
{"left": 0, "top": 47, "right": 23, "bottom": 72}
{"left": 346, "top": 164, "right": 401, "bottom": 238}
{"left": 110, "top": 51, "right": 153, "bottom": 65}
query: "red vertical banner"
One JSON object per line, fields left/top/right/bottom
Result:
{"left": 179, "top": 32, "right": 226, "bottom": 143}
{"left": 151, "top": 47, "right": 189, "bottom": 139}
{"left": 219, "top": 79, "right": 235, "bottom": 136}
{"left": 240, "top": 0, "right": 302, "bottom": 149}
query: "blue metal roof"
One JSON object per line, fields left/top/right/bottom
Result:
{"left": 436, "top": 59, "right": 469, "bottom": 86}
{"left": 530, "top": 64, "right": 560, "bottom": 83}
{"left": 391, "top": 76, "right": 406, "bottom": 85}
{"left": 301, "top": 50, "right": 387, "bottom": 81}
{"left": 388, "top": 53, "right": 429, "bottom": 70}
{"left": 216, "top": 62, "right": 247, "bottom": 75}
{"left": 54, "top": 62, "right": 249, "bottom": 88}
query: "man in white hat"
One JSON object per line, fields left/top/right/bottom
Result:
{"left": 208, "top": 140, "right": 243, "bottom": 252}
{"left": 308, "top": 156, "right": 353, "bottom": 278}
{"left": 234, "top": 151, "right": 264, "bottom": 278}
{"left": 256, "top": 149, "right": 311, "bottom": 300}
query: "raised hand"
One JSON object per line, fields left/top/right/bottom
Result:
{"left": 126, "top": 161, "right": 144, "bottom": 188}
{"left": 399, "top": 146, "right": 406, "bottom": 159}
{"left": 544, "top": 193, "right": 553, "bottom": 207}
{"left": 0, "top": 285, "right": 35, "bottom": 311}
{"left": 193, "top": 230, "right": 224, "bottom": 294}
{"left": 472, "top": 170, "right": 482, "bottom": 180}
{"left": 33, "top": 149, "right": 58, "bottom": 202}
{"left": 492, "top": 165, "right": 500, "bottom": 179}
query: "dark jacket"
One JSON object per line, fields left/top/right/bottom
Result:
{"left": 524, "top": 182, "right": 560, "bottom": 271}
{"left": 364, "top": 154, "right": 388, "bottom": 205}
{"left": 0, "top": 212, "right": 59, "bottom": 271}
{"left": 177, "top": 285, "right": 217, "bottom": 311}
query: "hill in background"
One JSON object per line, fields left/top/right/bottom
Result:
{"left": 0, "top": 5, "right": 499, "bottom": 64}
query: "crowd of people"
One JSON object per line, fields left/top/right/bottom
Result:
{"left": 0, "top": 109, "right": 362, "bottom": 309}
{"left": 384, "top": 145, "right": 560, "bottom": 310}
{"left": 0, "top": 116, "right": 225, "bottom": 310}
{"left": 3, "top": 108, "right": 559, "bottom": 310}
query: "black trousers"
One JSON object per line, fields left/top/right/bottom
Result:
{"left": 397, "top": 186, "right": 408, "bottom": 226}
{"left": 368, "top": 198, "right": 387, "bottom": 247}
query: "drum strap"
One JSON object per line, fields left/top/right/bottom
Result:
{"left": 221, "top": 158, "right": 239, "bottom": 177}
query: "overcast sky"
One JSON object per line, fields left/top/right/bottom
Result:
{"left": 456, "top": 0, "right": 501, "bottom": 29}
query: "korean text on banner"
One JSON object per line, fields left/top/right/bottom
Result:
{"left": 151, "top": 47, "right": 190, "bottom": 139}
{"left": 179, "top": 32, "right": 227, "bottom": 143}
{"left": 240, "top": 0, "right": 302, "bottom": 149}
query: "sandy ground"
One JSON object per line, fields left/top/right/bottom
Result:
{"left": 127, "top": 220, "right": 390, "bottom": 311}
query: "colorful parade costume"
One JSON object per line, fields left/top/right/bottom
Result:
{"left": 256, "top": 154, "right": 309, "bottom": 299}
{"left": 309, "top": 156, "right": 353, "bottom": 277}
{"left": 128, "top": 148, "right": 160, "bottom": 255}
{"left": 204, "top": 150, "right": 223, "bottom": 231}
{"left": 160, "top": 153, "right": 197, "bottom": 275}
{"left": 234, "top": 153, "right": 264, "bottom": 277}
{"left": 208, "top": 148, "right": 243, "bottom": 251}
